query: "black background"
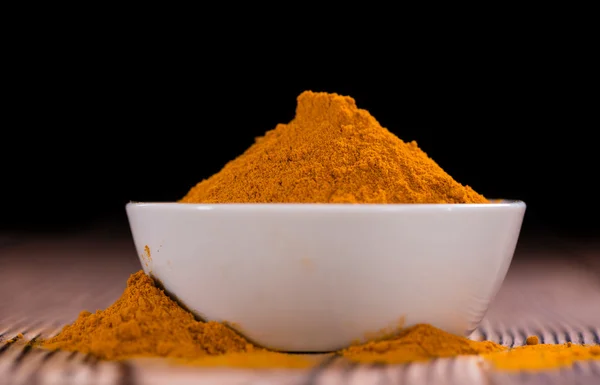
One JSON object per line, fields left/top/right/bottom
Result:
{"left": 1, "top": 39, "right": 597, "bottom": 241}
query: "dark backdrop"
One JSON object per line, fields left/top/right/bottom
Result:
{"left": 1, "top": 46, "right": 596, "bottom": 240}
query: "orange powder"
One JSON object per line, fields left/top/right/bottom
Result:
{"left": 181, "top": 91, "right": 487, "bottom": 204}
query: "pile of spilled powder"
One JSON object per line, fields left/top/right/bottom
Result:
{"left": 42, "top": 271, "right": 313, "bottom": 368}
{"left": 340, "top": 323, "right": 505, "bottom": 364}
{"left": 484, "top": 340, "right": 600, "bottom": 371}
{"left": 340, "top": 326, "right": 600, "bottom": 371}
{"left": 180, "top": 91, "right": 488, "bottom": 204}
{"left": 42, "top": 271, "right": 600, "bottom": 371}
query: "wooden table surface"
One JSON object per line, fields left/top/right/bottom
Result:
{"left": 1, "top": 229, "right": 599, "bottom": 385}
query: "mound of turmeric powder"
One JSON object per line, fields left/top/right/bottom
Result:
{"left": 42, "top": 271, "right": 253, "bottom": 360}
{"left": 340, "top": 324, "right": 600, "bottom": 371}
{"left": 340, "top": 324, "right": 506, "bottom": 364}
{"left": 41, "top": 271, "right": 312, "bottom": 368}
{"left": 181, "top": 91, "right": 487, "bottom": 204}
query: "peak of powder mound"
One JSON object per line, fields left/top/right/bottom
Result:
{"left": 180, "top": 91, "right": 487, "bottom": 204}
{"left": 294, "top": 91, "right": 361, "bottom": 124}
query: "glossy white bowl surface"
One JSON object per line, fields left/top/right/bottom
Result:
{"left": 126, "top": 201, "right": 526, "bottom": 352}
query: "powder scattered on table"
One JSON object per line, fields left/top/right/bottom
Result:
{"left": 340, "top": 326, "right": 600, "bottom": 371}
{"left": 340, "top": 323, "right": 506, "bottom": 364}
{"left": 41, "top": 271, "right": 313, "bottom": 368}
{"left": 41, "top": 270, "right": 600, "bottom": 370}
{"left": 526, "top": 335, "right": 539, "bottom": 345}
{"left": 484, "top": 342, "right": 600, "bottom": 371}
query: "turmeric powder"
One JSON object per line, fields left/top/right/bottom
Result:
{"left": 41, "top": 274, "right": 600, "bottom": 372}
{"left": 341, "top": 327, "right": 600, "bottom": 371}
{"left": 42, "top": 271, "right": 250, "bottom": 360}
{"left": 41, "top": 271, "right": 312, "bottom": 368}
{"left": 340, "top": 324, "right": 506, "bottom": 364}
{"left": 175, "top": 351, "right": 320, "bottom": 369}
{"left": 526, "top": 335, "right": 539, "bottom": 345}
{"left": 181, "top": 91, "right": 487, "bottom": 204}
{"left": 484, "top": 342, "right": 600, "bottom": 371}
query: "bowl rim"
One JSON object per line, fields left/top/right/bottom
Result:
{"left": 126, "top": 200, "right": 526, "bottom": 212}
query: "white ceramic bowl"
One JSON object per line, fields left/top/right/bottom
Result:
{"left": 126, "top": 201, "right": 526, "bottom": 352}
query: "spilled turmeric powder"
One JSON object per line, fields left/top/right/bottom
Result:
{"left": 484, "top": 342, "right": 600, "bottom": 371}
{"left": 4, "top": 333, "right": 24, "bottom": 344}
{"left": 340, "top": 324, "right": 506, "bottom": 364}
{"left": 180, "top": 91, "right": 487, "bottom": 204}
{"left": 175, "top": 351, "right": 319, "bottom": 369}
{"left": 41, "top": 271, "right": 312, "bottom": 368}
{"left": 526, "top": 335, "right": 539, "bottom": 345}
{"left": 40, "top": 271, "right": 600, "bottom": 371}
{"left": 42, "top": 271, "right": 250, "bottom": 360}
{"left": 340, "top": 326, "right": 600, "bottom": 371}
